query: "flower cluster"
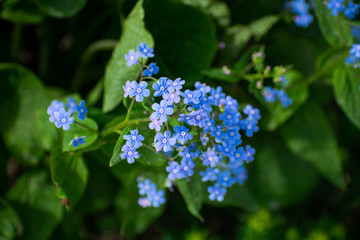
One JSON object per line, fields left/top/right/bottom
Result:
{"left": 326, "top": 0, "right": 359, "bottom": 19}
{"left": 286, "top": 0, "right": 314, "bottom": 28}
{"left": 47, "top": 97, "right": 88, "bottom": 147}
{"left": 251, "top": 52, "right": 293, "bottom": 108}
{"left": 120, "top": 130, "right": 144, "bottom": 164}
{"left": 121, "top": 43, "right": 261, "bottom": 206}
{"left": 137, "top": 177, "right": 166, "bottom": 208}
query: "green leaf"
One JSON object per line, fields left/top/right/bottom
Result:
{"left": 50, "top": 148, "right": 88, "bottom": 210}
{"left": 33, "top": 0, "right": 86, "bottom": 18}
{"left": 1, "top": 0, "right": 44, "bottom": 23}
{"left": 280, "top": 103, "right": 344, "bottom": 189}
{"left": 204, "top": 184, "right": 260, "bottom": 212}
{"left": 0, "top": 63, "right": 56, "bottom": 166}
{"left": 6, "top": 171, "right": 63, "bottom": 240}
{"left": 85, "top": 78, "right": 103, "bottom": 107}
{"left": 0, "top": 199, "right": 22, "bottom": 239}
{"left": 103, "top": 0, "right": 154, "bottom": 113}
{"left": 333, "top": 65, "right": 360, "bottom": 130}
{"left": 314, "top": 0, "right": 352, "bottom": 46}
{"left": 177, "top": 176, "right": 204, "bottom": 222}
{"left": 246, "top": 135, "right": 318, "bottom": 209}
{"left": 249, "top": 15, "right": 279, "bottom": 41}
{"left": 202, "top": 67, "right": 240, "bottom": 83}
{"left": 62, "top": 116, "right": 99, "bottom": 152}
{"left": 260, "top": 70, "right": 309, "bottom": 131}
{"left": 144, "top": 0, "right": 217, "bottom": 84}
{"left": 221, "top": 25, "right": 252, "bottom": 61}
{"left": 109, "top": 124, "right": 135, "bottom": 167}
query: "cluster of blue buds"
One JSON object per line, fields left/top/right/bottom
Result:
{"left": 137, "top": 177, "right": 166, "bottom": 208}
{"left": 121, "top": 43, "right": 261, "bottom": 207}
{"left": 326, "top": 0, "right": 359, "bottom": 19}
{"left": 47, "top": 97, "right": 88, "bottom": 147}
{"left": 286, "top": 0, "right": 314, "bottom": 28}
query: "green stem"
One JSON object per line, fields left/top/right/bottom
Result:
{"left": 11, "top": 24, "right": 23, "bottom": 62}
{"left": 142, "top": 143, "right": 170, "bottom": 160}
{"left": 101, "top": 118, "right": 150, "bottom": 137}
{"left": 125, "top": 97, "right": 136, "bottom": 122}
{"left": 71, "top": 40, "right": 118, "bottom": 91}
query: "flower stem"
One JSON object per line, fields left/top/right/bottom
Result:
{"left": 101, "top": 118, "right": 150, "bottom": 137}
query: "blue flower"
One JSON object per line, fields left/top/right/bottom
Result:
{"left": 123, "top": 129, "right": 144, "bottom": 148}
{"left": 277, "top": 89, "right": 293, "bottom": 108}
{"left": 76, "top": 100, "right": 88, "bottom": 120}
{"left": 47, "top": 100, "right": 65, "bottom": 123}
{"left": 326, "top": 0, "right": 345, "bottom": 16}
{"left": 239, "top": 118, "right": 259, "bottom": 137}
{"left": 344, "top": 2, "right": 359, "bottom": 19}
{"left": 148, "top": 190, "right": 166, "bottom": 208}
{"left": 216, "top": 141, "right": 236, "bottom": 158}
{"left": 173, "top": 125, "right": 193, "bottom": 145}
{"left": 154, "top": 130, "right": 176, "bottom": 152}
{"left": 243, "top": 105, "right": 261, "bottom": 120}
{"left": 201, "top": 147, "right": 221, "bottom": 167}
{"left": 69, "top": 136, "right": 86, "bottom": 147}
{"left": 345, "top": 54, "right": 359, "bottom": 67}
{"left": 167, "top": 77, "right": 185, "bottom": 92}
{"left": 200, "top": 167, "right": 219, "bottom": 182}
{"left": 243, "top": 145, "right": 255, "bottom": 163}
{"left": 220, "top": 96, "right": 239, "bottom": 110}
{"left": 208, "top": 183, "right": 226, "bottom": 202}
{"left": 67, "top": 97, "right": 78, "bottom": 113}
{"left": 262, "top": 86, "right": 277, "bottom": 103}
{"left": 125, "top": 49, "right": 140, "bottom": 66}
{"left": 55, "top": 108, "right": 74, "bottom": 130}
{"left": 150, "top": 100, "right": 174, "bottom": 123}
{"left": 143, "top": 62, "right": 159, "bottom": 77}
{"left": 123, "top": 81, "right": 132, "bottom": 98}
{"left": 209, "top": 86, "right": 225, "bottom": 106}
{"left": 195, "top": 81, "right": 211, "bottom": 94}
{"left": 223, "top": 126, "right": 241, "bottom": 143}
{"left": 120, "top": 145, "right": 140, "bottom": 164}
{"left": 166, "top": 161, "right": 184, "bottom": 180}
{"left": 149, "top": 115, "right": 163, "bottom": 132}
{"left": 294, "top": 13, "right": 313, "bottom": 28}
{"left": 289, "top": 0, "right": 309, "bottom": 15}
{"left": 138, "top": 197, "right": 152, "bottom": 207}
{"left": 211, "top": 126, "right": 226, "bottom": 143}
{"left": 137, "top": 42, "right": 154, "bottom": 58}
{"left": 217, "top": 170, "right": 235, "bottom": 187}
{"left": 152, "top": 77, "right": 169, "bottom": 97}
{"left": 200, "top": 132, "right": 209, "bottom": 145}
{"left": 203, "top": 119, "right": 216, "bottom": 133}
{"left": 129, "top": 81, "right": 151, "bottom": 102}
{"left": 350, "top": 44, "right": 360, "bottom": 58}
{"left": 181, "top": 89, "right": 201, "bottom": 105}
{"left": 137, "top": 178, "right": 156, "bottom": 196}
{"left": 163, "top": 90, "right": 181, "bottom": 105}
{"left": 220, "top": 108, "right": 240, "bottom": 126}
{"left": 188, "top": 110, "right": 210, "bottom": 128}
{"left": 351, "top": 26, "right": 360, "bottom": 41}
{"left": 180, "top": 159, "right": 195, "bottom": 177}
{"left": 232, "top": 166, "right": 247, "bottom": 185}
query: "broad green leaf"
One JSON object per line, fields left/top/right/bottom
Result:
{"left": 115, "top": 170, "right": 166, "bottom": 237}
{"left": 249, "top": 15, "right": 279, "bottom": 41}
{"left": 109, "top": 124, "right": 135, "bottom": 167}
{"left": 62, "top": 116, "right": 99, "bottom": 152}
{"left": 85, "top": 78, "right": 103, "bottom": 107}
{"left": 246, "top": 135, "right": 318, "bottom": 209}
{"left": 76, "top": 158, "right": 118, "bottom": 214}
{"left": 177, "top": 176, "right": 204, "bottom": 221}
{"left": 204, "top": 184, "right": 260, "bottom": 212}
{"left": 0, "top": 63, "right": 56, "bottom": 166}
{"left": 0, "top": 199, "right": 22, "bottom": 239}
{"left": 333, "top": 65, "right": 360, "bottom": 130}
{"left": 1, "top": 0, "right": 44, "bottom": 23}
{"left": 103, "top": 0, "right": 154, "bottom": 112}
{"left": 260, "top": 70, "right": 309, "bottom": 131}
{"left": 280, "top": 103, "right": 344, "bottom": 189}
{"left": 220, "top": 25, "right": 252, "bottom": 61}
{"left": 6, "top": 171, "right": 63, "bottom": 240}
{"left": 33, "top": 0, "right": 86, "bottom": 18}
{"left": 50, "top": 148, "right": 88, "bottom": 210}
{"left": 314, "top": 0, "right": 352, "bottom": 46}
{"left": 144, "top": 0, "right": 217, "bottom": 84}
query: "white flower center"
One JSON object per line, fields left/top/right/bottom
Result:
{"left": 144, "top": 49, "right": 148, "bottom": 53}
{"left": 236, "top": 153, "right": 240, "bottom": 158}
{"left": 128, "top": 151, "right": 133, "bottom": 156}
{"left": 61, "top": 118, "right": 66, "bottom": 123}
{"left": 181, "top": 131, "right": 186, "bottom": 136}
{"left": 170, "top": 94, "right": 175, "bottom": 98}
{"left": 130, "top": 56, "right": 134, "bottom": 60}
{"left": 159, "top": 109, "right": 164, "bottom": 113}
{"left": 132, "top": 136, "right": 136, "bottom": 140}
{"left": 162, "top": 139, "right": 167, "bottom": 143}
{"left": 160, "top": 86, "right": 164, "bottom": 90}
{"left": 137, "top": 88, "right": 142, "bottom": 93}
{"left": 196, "top": 116, "right": 201, "bottom": 120}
